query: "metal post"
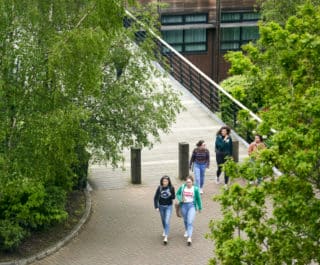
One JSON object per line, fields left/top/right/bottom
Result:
{"left": 213, "top": 0, "right": 221, "bottom": 82}
{"left": 189, "top": 66, "right": 193, "bottom": 93}
{"left": 179, "top": 142, "right": 189, "bottom": 180}
{"left": 131, "top": 147, "right": 141, "bottom": 184}
{"left": 232, "top": 140, "right": 239, "bottom": 163}
{"left": 209, "top": 84, "right": 214, "bottom": 111}
{"left": 199, "top": 73, "right": 203, "bottom": 102}
{"left": 233, "top": 103, "right": 237, "bottom": 128}
{"left": 179, "top": 60, "right": 183, "bottom": 85}
{"left": 169, "top": 52, "right": 174, "bottom": 75}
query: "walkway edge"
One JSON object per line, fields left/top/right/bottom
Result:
{"left": 0, "top": 186, "right": 92, "bottom": 265}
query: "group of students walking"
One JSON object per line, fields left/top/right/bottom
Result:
{"left": 189, "top": 125, "right": 233, "bottom": 190}
{"left": 153, "top": 125, "right": 234, "bottom": 246}
{"left": 153, "top": 125, "right": 266, "bottom": 246}
{"left": 153, "top": 175, "right": 201, "bottom": 246}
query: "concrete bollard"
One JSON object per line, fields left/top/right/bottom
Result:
{"left": 131, "top": 147, "right": 141, "bottom": 184}
{"left": 232, "top": 140, "right": 239, "bottom": 163}
{"left": 179, "top": 142, "right": 189, "bottom": 180}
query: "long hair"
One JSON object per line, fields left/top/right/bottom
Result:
{"left": 160, "top": 175, "right": 172, "bottom": 187}
{"left": 196, "top": 140, "right": 204, "bottom": 147}
{"left": 216, "top": 125, "right": 231, "bottom": 136}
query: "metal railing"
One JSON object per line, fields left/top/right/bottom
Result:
{"left": 125, "top": 10, "right": 263, "bottom": 143}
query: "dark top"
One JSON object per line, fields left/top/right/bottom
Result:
{"left": 153, "top": 186, "right": 175, "bottom": 209}
{"left": 215, "top": 135, "right": 233, "bottom": 156}
{"left": 190, "top": 147, "right": 210, "bottom": 167}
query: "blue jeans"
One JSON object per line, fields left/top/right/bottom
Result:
{"left": 181, "top": 202, "right": 196, "bottom": 238}
{"left": 194, "top": 162, "right": 207, "bottom": 188}
{"left": 159, "top": 204, "right": 173, "bottom": 236}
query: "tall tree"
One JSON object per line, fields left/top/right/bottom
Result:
{"left": 208, "top": 3, "right": 320, "bottom": 264}
{"left": 0, "top": 0, "right": 182, "bottom": 249}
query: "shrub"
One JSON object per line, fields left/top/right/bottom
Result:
{"left": 0, "top": 179, "right": 68, "bottom": 250}
{"left": 0, "top": 220, "right": 26, "bottom": 251}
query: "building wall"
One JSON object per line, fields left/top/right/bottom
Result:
{"left": 218, "top": 54, "right": 231, "bottom": 80}
{"left": 221, "top": 0, "right": 257, "bottom": 10}
{"left": 159, "top": 0, "right": 216, "bottom": 22}
{"left": 141, "top": 0, "right": 257, "bottom": 20}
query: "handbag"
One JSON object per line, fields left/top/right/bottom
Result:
{"left": 175, "top": 202, "right": 182, "bottom": 218}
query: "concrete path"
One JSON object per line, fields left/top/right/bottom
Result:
{"left": 34, "top": 75, "right": 248, "bottom": 265}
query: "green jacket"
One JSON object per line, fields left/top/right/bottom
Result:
{"left": 215, "top": 135, "right": 233, "bottom": 156}
{"left": 176, "top": 184, "right": 202, "bottom": 211}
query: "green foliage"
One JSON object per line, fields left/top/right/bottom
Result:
{"left": 0, "top": 179, "right": 67, "bottom": 250}
{"left": 208, "top": 183, "right": 269, "bottom": 265}
{"left": 220, "top": 76, "right": 248, "bottom": 102}
{"left": 257, "top": 0, "right": 320, "bottom": 24}
{"left": 0, "top": 0, "right": 182, "bottom": 250}
{"left": 220, "top": 76, "right": 258, "bottom": 142}
{"left": 209, "top": 177, "right": 320, "bottom": 265}
{"left": 209, "top": 2, "right": 320, "bottom": 264}
{"left": 0, "top": 220, "right": 26, "bottom": 251}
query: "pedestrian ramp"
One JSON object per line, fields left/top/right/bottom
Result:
{"left": 89, "top": 73, "right": 249, "bottom": 190}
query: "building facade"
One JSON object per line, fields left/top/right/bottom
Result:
{"left": 139, "top": 0, "right": 260, "bottom": 82}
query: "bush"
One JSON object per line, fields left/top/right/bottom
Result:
{"left": 0, "top": 179, "right": 68, "bottom": 250}
{"left": 220, "top": 76, "right": 257, "bottom": 142}
{"left": 0, "top": 221, "right": 26, "bottom": 251}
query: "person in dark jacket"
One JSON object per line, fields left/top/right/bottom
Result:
{"left": 215, "top": 126, "right": 233, "bottom": 186}
{"left": 189, "top": 140, "right": 210, "bottom": 194}
{"left": 153, "top": 175, "right": 175, "bottom": 244}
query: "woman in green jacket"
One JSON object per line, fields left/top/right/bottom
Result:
{"left": 176, "top": 176, "right": 202, "bottom": 246}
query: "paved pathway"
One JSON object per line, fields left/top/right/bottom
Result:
{"left": 34, "top": 75, "right": 248, "bottom": 265}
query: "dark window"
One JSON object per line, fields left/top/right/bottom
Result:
{"left": 162, "top": 28, "right": 207, "bottom": 53}
{"left": 221, "top": 13, "right": 241, "bottom": 22}
{"left": 161, "top": 15, "right": 183, "bottom": 25}
{"left": 161, "top": 13, "right": 208, "bottom": 25}
{"left": 162, "top": 30, "right": 183, "bottom": 52}
{"left": 220, "top": 11, "right": 260, "bottom": 51}
{"left": 161, "top": 13, "right": 208, "bottom": 53}
{"left": 221, "top": 26, "right": 259, "bottom": 51}
{"left": 221, "top": 12, "right": 261, "bottom": 23}
{"left": 185, "top": 14, "right": 208, "bottom": 23}
{"left": 243, "top": 12, "right": 261, "bottom": 21}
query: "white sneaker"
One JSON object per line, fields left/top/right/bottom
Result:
{"left": 215, "top": 177, "right": 220, "bottom": 184}
{"left": 162, "top": 231, "right": 165, "bottom": 237}
{"left": 163, "top": 236, "right": 168, "bottom": 244}
{"left": 184, "top": 231, "right": 188, "bottom": 237}
{"left": 224, "top": 184, "right": 228, "bottom": 189}
{"left": 200, "top": 188, "right": 203, "bottom": 194}
{"left": 187, "top": 237, "right": 192, "bottom": 246}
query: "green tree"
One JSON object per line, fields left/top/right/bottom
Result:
{"left": 0, "top": 0, "right": 182, "bottom": 250}
{"left": 257, "top": 0, "right": 320, "bottom": 24}
{"left": 209, "top": 3, "right": 320, "bottom": 264}
{"left": 220, "top": 75, "right": 259, "bottom": 142}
